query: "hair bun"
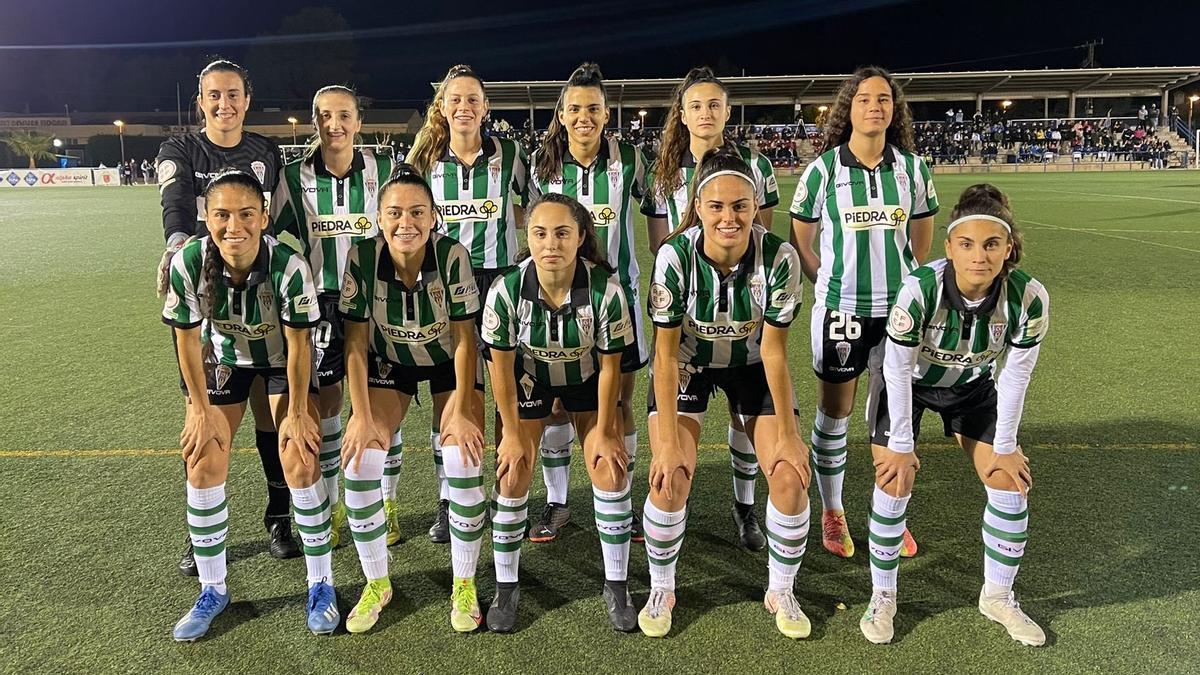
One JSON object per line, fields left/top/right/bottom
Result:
{"left": 389, "top": 162, "right": 421, "bottom": 180}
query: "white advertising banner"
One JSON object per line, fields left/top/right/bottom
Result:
{"left": 0, "top": 168, "right": 121, "bottom": 187}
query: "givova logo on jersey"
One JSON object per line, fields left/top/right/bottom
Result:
{"left": 840, "top": 205, "right": 907, "bottom": 230}
{"left": 379, "top": 320, "right": 447, "bottom": 344}
{"left": 309, "top": 214, "right": 373, "bottom": 238}
{"left": 685, "top": 317, "right": 759, "bottom": 340}
{"left": 438, "top": 199, "right": 500, "bottom": 222}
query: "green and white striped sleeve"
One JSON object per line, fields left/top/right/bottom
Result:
{"left": 443, "top": 239, "right": 480, "bottom": 320}
{"left": 763, "top": 241, "right": 802, "bottom": 327}
{"left": 163, "top": 241, "right": 203, "bottom": 328}
{"left": 755, "top": 152, "right": 780, "bottom": 208}
{"left": 886, "top": 273, "right": 930, "bottom": 346}
{"left": 648, "top": 241, "right": 686, "bottom": 327}
{"left": 913, "top": 156, "right": 939, "bottom": 218}
{"left": 338, "top": 240, "right": 371, "bottom": 322}
{"left": 1008, "top": 274, "right": 1050, "bottom": 349}
{"left": 596, "top": 275, "right": 632, "bottom": 354}
{"left": 789, "top": 159, "right": 824, "bottom": 222}
{"left": 270, "top": 163, "right": 306, "bottom": 255}
{"left": 277, "top": 249, "right": 320, "bottom": 328}
{"left": 512, "top": 144, "right": 530, "bottom": 209}
{"left": 481, "top": 274, "right": 516, "bottom": 351}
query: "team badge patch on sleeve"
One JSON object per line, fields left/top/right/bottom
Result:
{"left": 889, "top": 305, "right": 915, "bottom": 335}
{"left": 340, "top": 273, "right": 358, "bottom": 301}
{"left": 482, "top": 306, "right": 501, "bottom": 332}
{"left": 649, "top": 283, "right": 672, "bottom": 311}
{"left": 157, "top": 160, "right": 177, "bottom": 184}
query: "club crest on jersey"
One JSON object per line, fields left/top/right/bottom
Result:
{"left": 577, "top": 306, "right": 594, "bottom": 336}
{"left": 366, "top": 178, "right": 377, "bottom": 195}
{"left": 895, "top": 172, "right": 909, "bottom": 193}
{"left": 749, "top": 275, "right": 766, "bottom": 306}
{"left": 649, "top": 283, "right": 672, "bottom": 311}
{"left": 251, "top": 161, "right": 267, "bottom": 185}
{"left": 430, "top": 285, "right": 444, "bottom": 307}
{"left": 214, "top": 365, "right": 232, "bottom": 391}
{"left": 835, "top": 341, "right": 852, "bottom": 367}
{"left": 607, "top": 159, "right": 622, "bottom": 183}
{"left": 258, "top": 289, "right": 274, "bottom": 312}
{"left": 490, "top": 162, "right": 502, "bottom": 181}
{"left": 989, "top": 322, "right": 1007, "bottom": 344}
{"left": 314, "top": 347, "right": 325, "bottom": 368}
{"left": 376, "top": 358, "right": 393, "bottom": 380}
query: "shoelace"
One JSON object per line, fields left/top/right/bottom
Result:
{"left": 645, "top": 588, "right": 672, "bottom": 618}
{"left": 823, "top": 513, "right": 847, "bottom": 540}
{"left": 453, "top": 581, "right": 477, "bottom": 614}
{"left": 195, "top": 589, "right": 224, "bottom": 615}
{"left": 864, "top": 592, "right": 895, "bottom": 621}
{"left": 356, "top": 582, "right": 384, "bottom": 613}
{"left": 772, "top": 591, "right": 803, "bottom": 621}
{"left": 996, "top": 592, "right": 1034, "bottom": 623}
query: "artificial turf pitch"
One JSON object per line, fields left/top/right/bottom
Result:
{"left": 0, "top": 170, "right": 1197, "bottom": 673}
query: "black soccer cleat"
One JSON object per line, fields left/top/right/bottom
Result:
{"left": 603, "top": 580, "right": 639, "bottom": 632}
{"left": 630, "top": 510, "right": 645, "bottom": 543}
{"left": 266, "top": 517, "right": 302, "bottom": 559}
{"left": 178, "top": 538, "right": 199, "bottom": 577}
{"left": 732, "top": 502, "right": 767, "bottom": 552}
{"left": 527, "top": 502, "right": 570, "bottom": 543}
{"left": 428, "top": 499, "right": 451, "bottom": 544}
{"left": 486, "top": 583, "right": 520, "bottom": 633}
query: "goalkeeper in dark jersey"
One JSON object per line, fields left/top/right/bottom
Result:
{"left": 155, "top": 59, "right": 296, "bottom": 576}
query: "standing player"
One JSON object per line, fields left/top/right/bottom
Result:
{"left": 860, "top": 184, "right": 1047, "bottom": 646}
{"left": 272, "top": 85, "right": 396, "bottom": 547}
{"left": 338, "top": 165, "right": 486, "bottom": 634}
{"left": 789, "top": 66, "right": 936, "bottom": 559}
{"left": 643, "top": 66, "right": 782, "bottom": 551}
{"left": 640, "top": 147, "right": 811, "bottom": 639}
{"left": 164, "top": 170, "right": 336, "bottom": 640}
{"left": 155, "top": 59, "right": 296, "bottom": 576}
{"left": 528, "top": 62, "right": 649, "bottom": 543}
{"left": 481, "top": 194, "right": 636, "bottom": 633}
{"left": 408, "top": 64, "right": 528, "bottom": 544}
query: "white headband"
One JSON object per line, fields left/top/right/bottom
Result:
{"left": 697, "top": 169, "right": 755, "bottom": 193}
{"left": 946, "top": 214, "right": 1011, "bottom": 235}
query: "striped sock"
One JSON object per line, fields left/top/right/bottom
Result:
{"left": 443, "top": 444, "right": 485, "bottom": 579}
{"left": 491, "top": 490, "right": 528, "bottom": 584}
{"left": 186, "top": 482, "right": 229, "bottom": 593}
{"left": 868, "top": 485, "right": 910, "bottom": 590}
{"left": 319, "top": 417, "right": 343, "bottom": 509}
{"left": 729, "top": 426, "right": 758, "bottom": 505}
{"left": 382, "top": 429, "right": 403, "bottom": 501}
{"left": 344, "top": 448, "right": 388, "bottom": 580}
{"left": 623, "top": 432, "right": 638, "bottom": 491}
{"left": 643, "top": 499, "right": 686, "bottom": 592}
{"left": 290, "top": 482, "right": 333, "bottom": 585}
{"left": 983, "top": 487, "right": 1028, "bottom": 589}
{"left": 432, "top": 431, "right": 448, "bottom": 501}
{"left": 765, "top": 498, "right": 809, "bottom": 591}
{"left": 594, "top": 486, "right": 632, "bottom": 581}
{"left": 810, "top": 410, "right": 849, "bottom": 512}
{"left": 540, "top": 423, "right": 574, "bottom": 505}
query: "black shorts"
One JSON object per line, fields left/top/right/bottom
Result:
{"left": 179, "top": 364, "right": 318, "bottom": 406}
{"left": 367, "top": 355, "right": 485, "bottom": 396}
{"left": 868, "top": 374, "right": 998, "bottom": 447}
{"left": 312, "top": 293, "right": 346, "bottom": 387}
{"left": 647, "top": 362, "right": 780, "bottom": 421}
{"left": 810, "top": 305, "right": 888, "bottom": 383}
{"left": 515, "top": 370, "right": 600, "bottom": 420}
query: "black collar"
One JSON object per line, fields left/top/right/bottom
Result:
{"left": 838, "top": 143, "right": 896, "bottom": 170}
{"left": 213, "top": 239, "right": 271, "bottom": 290}
{"left": 563, "top": 138, "right": 610, "bottom": 170}
{"left": 438, "top": 137, "right": 497, "bottom": 170}
{"left": 376, "top": 238, "right": 439, "bottom": 292}
{"left": 519, "top": 260, "right": 591, "bottom": 314}
{"left": 681, "top": 141, "right": 736, "bottom": 169}
{"left": 696, "top": 230, "right": 757, "bottom": 280}
{"left": 313, "top": 148, "right": 365, "bottom": 179}
{"left": 942, "top": 262, "right": 1002, "bottom": 315}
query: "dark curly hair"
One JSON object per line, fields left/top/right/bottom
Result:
{"left": 821, "top": 66, "right": 915, "bottom": 152}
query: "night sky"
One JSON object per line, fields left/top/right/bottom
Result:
{"left": 2, "top": 0, "right": 1197, "bottom": 114}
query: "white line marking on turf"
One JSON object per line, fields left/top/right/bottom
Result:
{"left": 1031, "top": 188, "right": 1200, "bottom": 206}
{"left": 1025, "top": 219, "right": 1200, "bottom": 254}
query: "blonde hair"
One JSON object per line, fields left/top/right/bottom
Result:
{"left": 408, "top": 65, "right": 486, "bottom": 175}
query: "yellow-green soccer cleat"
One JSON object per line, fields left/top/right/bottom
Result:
{"left": 345, "top": 578, "right": 393, "bottom": 634}
{"left": 978, "top": 587, "right": 1046, "bottom": 646}
{"left": 385, "top": 499, "right": 402, "bottom": 546}
{"left": 860, "top": 589, "right": 897, "bottom": 644}
{"left": 330, "top": 500, "right": 347, "bottom": 548}
{"left": 764, "top": 589, "right": 811, "bottom": 639}
{"left": 638, "top": 587, "right": 676, "bottom": 638}
{"left": 450, "top": 577, "right": 482, "bottom": 633}
{"left": 821, "top": 510, "right": 855, "bottom": 558}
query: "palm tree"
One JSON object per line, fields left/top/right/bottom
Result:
{"left": 1, "top": 131, "right": 57, "bottom": 169}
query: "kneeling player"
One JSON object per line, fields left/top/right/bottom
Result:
{"left": 338, "top": 165, "right": 485, "bottom": 633}
{"left": 481, "top": 193, "right": 636, "bottom": 633}
{"left": 860, "top": 184, "right": 1048, "bottom": 646}
{"left": 640, "top": 147, "right": 813, "bottom": 639}
{"left": 164, "top": 170, "right": 334, "bottom": 640}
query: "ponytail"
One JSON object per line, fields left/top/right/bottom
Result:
{"left": 409, "top": 65, "right": 486, "bottom": 175}
{"left": 536, "top": 62, "right": 607, "bottom": 183}
{"left": 652, "top": 67, "right": 728, "bottom": 200}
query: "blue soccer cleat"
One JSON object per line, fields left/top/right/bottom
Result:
{"left": 173, "top": 586, "right": 229, "bottom": 642}
{"left": 306, "top": 581, "right": 340, "bottom": 635}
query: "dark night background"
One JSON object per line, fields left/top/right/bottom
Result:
{"left": 1, "top": 0, "right": 1197, "bottom": 116}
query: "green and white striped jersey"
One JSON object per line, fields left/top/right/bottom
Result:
{"left": 428, "top": 137, "right": 529, "bottom": 270}
{"left": 790, "top": 143, "right": 939, "bottom": 317}
{"left": 642, "top": 142, "right": 779, "bottom": 226}
{"left": 163, "top": 235, "right": 320, "bottom": 368}
{"left": 530, "top": 138, "right": 648, "bottom": 289}
{"left": 886, "top": 258, "right": 1049, "bottom": 388}
{"left": 649, "top": 224, "right": 802, "bottom": 368}
{"left": 481, "top": 259, "right": 632, "bottom": 387}
{"left": 271, "top": 148, "right": 394, "bottom": 295}
{"left": 338, "top": 232, "right": 480, "bottom": 367}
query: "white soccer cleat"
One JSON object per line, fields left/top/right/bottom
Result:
{"left": 978, "top": 587, "right": 1046, "bottom": 647}
{"left": 860, "top": 588, "right": 897, "bottom": 644}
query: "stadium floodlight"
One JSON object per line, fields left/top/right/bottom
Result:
{"left": 818, "top": 105, "right": 828, "bottom": 112}
{"left": 287, "top": 116, "right": 299, "bottom": 144}
{"left": 638, "top": 109, "right": 647, "bottom": 129}
{"left": 113, "top": 120, "right": 126, "bottom": 169}
{"left": 52, "top": 139, "right": 63, "bottom": 148}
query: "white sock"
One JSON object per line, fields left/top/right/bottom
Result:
{"left": 729, "top": 426, "right": 758, "bottom": 505}
{"left": 186, "top": 482, "right": 229, "bottom": 594}
{"left": 491, "top": 490, "right": 528, "bottom": 584}
{"left": 432, "top": 431, "right": 448, "bottom": 501}
{"left": 344, "top": 448, "right": 388, "bottom": 580}
{"left": 643, "top": 499, "right": 686, "bottom": 592}
{"left": 382, "top": 429, "right": 403, "bottom": 501}
{"left": 594, "top": 485, "right": 632, "bottom": 581}
{"left": 868, "top": 485, "right": 910, "bottom": 591}
{"left": 765, "top": 498, "right": 809, "bottom": 591}
{"left": 319, "top": 416, "right": 343, "bottom": 507}
{"left": 443, "top": 444, "right": 484, "bottom": 578}
{"left": 540, "top": 422, "right": 574, "bottom": 505}
{"left": 810, "top": 410, "right": 849, "bottom": 512}
{"left": 983, "top": 486, "right": 1028, "bottom": 589}
{"left": 290, "top": 481, "right": 333, "bottom": 585}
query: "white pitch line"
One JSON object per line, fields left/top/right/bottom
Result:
{"left": 1031, "top": 188, "right": 1200, "bottom": 206}
{"left": 1069, "top": 229, "right": 1199, "bottom": 234}
{"left": 1025, "top": 219, "right": 1200, "bottom": 254}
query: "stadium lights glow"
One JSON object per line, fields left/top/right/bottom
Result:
{"left": 818, "top": 105, "right": 828, "bottom": 112}
{"left": 52, "top": 138, "right": 63, "bottom": 148}
{"left": 287, "top": 116, "right": 299, "bottom": 144}
{"left": 113, "top": 120, "right": 126, "bottom": 168}
{"left": 638, "top": 109, "right": 647, "bottom": 125}
{"left": 1001, "top": 100, "right": 1012, "bottom": 109}
{"left": 113, "top": 120, "right": 124, "bottom": 128}
{"left": 1190, "top": 95, "right": 1200, "bottom": 103}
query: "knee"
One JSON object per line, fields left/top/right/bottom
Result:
{"left": 819, "top": 402, "right": 853, "bottom": 420}
{"left": 982, "top": 471, "right": 1024, "bottom": 493}
{"left": 281, "top": 442, "right": 318, "bottom": 487}
{"left": 188, "top": 445, "right": 228, "bottom": 488}
{"left": 764, "top": 460, "right": 806, "bottom": 507}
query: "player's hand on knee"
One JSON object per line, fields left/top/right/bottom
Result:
{"left": 592, "top": 432, "right": 628, "bottom": 488}
{"left": 874, "top": 447, "right": 920, "bottom": 494}
{"left": 984, "top": 446, "right": 1032, "bottom": 497}
{"left": 279, "top": 413, "right": 320, "bottom": 467}
{"left": 769, "top": 430, "right": 812, "bottom": 490}
{"left": 495, "top": 433, "right": 528, "bottom": 490}
{"left": 342, "top": 414, "right": 387, "bottom": 474}
{"left": 649, "top": 444, "right": 692, "bottom": 502}
{"left": 181, "top": 407, "right": 230, "bottom": 470}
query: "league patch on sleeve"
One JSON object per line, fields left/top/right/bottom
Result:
{"left": 482, "top": 306, "right": 501, "bottom": 332}
{"left": 889, "top": 305, "right": 915, "bottom": 335}
{"left": 649, "top": 282, "right": 673, "bottom": 311}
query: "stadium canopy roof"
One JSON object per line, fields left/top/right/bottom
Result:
{"left": 456, "top": 67, "right": 1200, "bottom": 111}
